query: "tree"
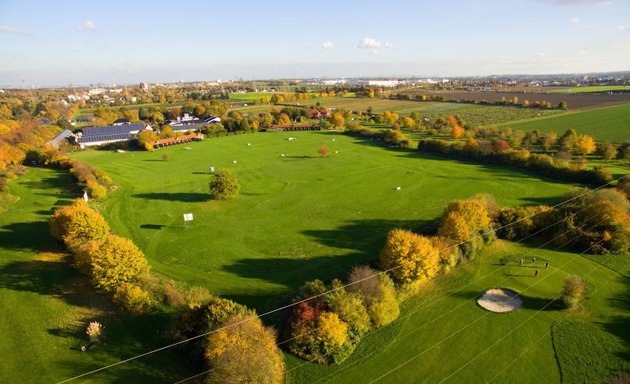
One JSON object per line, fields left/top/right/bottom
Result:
{"left": 574, "top": 135, "right": 596, "bottom": 156}
{"left": 559, "top": 101, "right": 568, "bottom": 110}
{"left": 379, "top": 228, "right": 440, "bottom": 284}
{"left": 209, "top": 169, "right": 240, "bottom": 200}
{"left": 89, "top": 234, "right": 150, "bottom": 293}
{"left": 383, "top": 111, "right": 399, "bottom": 125}
{"left": 542, "top": 131, "right": 558, "bottom": 152}
{"left": 205, "top": 314, "right": 285, "bottom": 384}
{"left": 50, "top": 198, "right": 110, "bottom": 248}
{"left": 329, "top": 112, "right": 345, "bottom": 130}
{"left": 324, "top": 281, "right": 371, "bottom": 336}
{"left": 402, "top": 117, "right": 415, "bottom": 128}
{"left": 598, "top": 142, "right": 618, "bottom": 160}
{"left": 113, "top": 283, "right": 152, "bottom": 314}
{"left": 136, "top": 129, "right": 158, "bottom": 147}
{"left": 276, "top": 113, "right": 291, "bottom": 125}
{"left": 160, "top": 126, "right": 175, "bottom": 139}
{"left": 561, "top": 275, "right": 587, "bottom": 309}
{"left": 560, "top": 129, "right": 577, "bottom": 152}
{"left": 346, "top": 266, "right": 399, "bottom": 328}
{"left": 451, "top": 125, "right": 464, "bottom": 139}
{"left": 491, "top": 139, "right": 510, "bottom": 154}
{"left": 318, "top": 145, "right": 330, "bottom": 158}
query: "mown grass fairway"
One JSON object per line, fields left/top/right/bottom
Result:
{"left": 0, "top": 168, "right": 193, "bottom": 383}
{"left": 4, "top": 132, "right": 628, "bottom": 383}
{"left": 549, "top": 85, "right": 630, "bottom": 94}
{"left": 503, "top": 103, "right": 630, "bottom": 143}
{"left": 287, "top": 241, "right": 630, "bottom": 383}
{"left": 71, "top": 132, "right": 575, "bottom": 310}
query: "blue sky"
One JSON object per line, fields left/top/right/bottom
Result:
{"left": 0, "top": 0, "right": 629, "bottom": 86}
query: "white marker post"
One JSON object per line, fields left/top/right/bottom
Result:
{"left": 83, "top": 191, "right": 89, "bottom": 203}
{"left": 183, "top": 213, "right": 194, "bottom": 229}
{"left": 209, "top": 166, "right": 215, "bottom": 173}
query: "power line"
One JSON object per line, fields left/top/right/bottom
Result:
{"left": 181, "top": 208, "right": 607, "bottom": 384}
{"left": 366, "top": 239, "right": 605, "bottom": 384}
{"left": 305, "top": 217, "right": 605, "bottom": 384}
{"left": 56, "top": 175, "right": 626, "bottom": 384}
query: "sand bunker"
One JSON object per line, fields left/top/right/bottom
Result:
{"left": 477, "top": 288, "right": 523, "bottom": 313}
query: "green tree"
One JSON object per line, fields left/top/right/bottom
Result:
{"left": 209, "top": 169, "right": 240, "bottom": 200}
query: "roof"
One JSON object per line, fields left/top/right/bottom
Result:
{"left": 113, "top": 118, "right": 131, "bottom": 125}
{"left": 50, "top": 129, "right": 73, "bottom": 143}
{"left": 77, "top": 132, "right": 130, "bottom": 144}
{"left": 82, "top": 123, "right": 145, "bottom": 137}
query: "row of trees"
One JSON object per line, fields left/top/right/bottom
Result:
{"left": 50, "top": 199, "right": 152, "bottom": 313}
{"left": 417, "top": 138, "right": 613, "bottom": 186}
{"left": 498, "top": 187, "right": 630, "bottom": 254}
{"left": 389, "top": 92, "right": 566, "bottom": 110}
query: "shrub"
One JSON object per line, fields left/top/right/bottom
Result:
{"left": 113, "top": 283, "right": 152, "bottom": 314}
{"left": 50, "top": 199, "right": 110, "bottom": 245}
{"left": 324, "top": 280, "right": 371, "bottom": 337}
{"left": 318, "top": 145, "right": 330, "bottom": 158}
{"left": 347, "top": 266, "right": 399, "bottom": 328}
{"left": 209, "top": 169, "right": 240, "bottom": 200}
{"left": 205, "top": 314, "right": 285, "bottom": 384}
{"left": 90, "top": 234, "right": 150, "bottom": 293}
{"left": 86, "top": 177, "right": 107, "bottom": 199}
{"left": 562, "top": 275, "right": 587, "bottom": 309}
{"left": 170, "top": 296, "right": 255, "bottom": 364}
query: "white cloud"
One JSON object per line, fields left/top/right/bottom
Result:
{"left": 571, "top": 16, "right": 580, "bottom": 23}
{"left": 77, "top": 20, "right": 96, "bottom": 31}
{"left": 357, "top": 37, "right": 393, "bottom": 54}
{"left": 535, "top": 52, "right": 546, "bottom": 57}
{"left": 0, "top": 25, "right": 31, "bottom": 35}
{"left": 619, "top": 25, "right": 628, "bottom": 31}
{"left": 358, "top": 37, "right": 382, "bottom": 49}
{"left": 321, "top": 41, "right": 333, "bottom": 49}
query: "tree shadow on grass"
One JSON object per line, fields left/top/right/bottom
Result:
{"left": 0, "top": 220, "right": 58, "bottom": 252}
{"left": 302, "top": 218, "right": 439, "bottom": 257}
{"left": 133, "top": 192, "right": 208, "bottom": 202}
{"left": 601, "top": 275, "right": 630, "bottom": 362}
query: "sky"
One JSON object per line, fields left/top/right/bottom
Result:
{"left": 0, "top": 0, "right": 629, "bottom": 87}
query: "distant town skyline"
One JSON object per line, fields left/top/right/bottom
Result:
{"left": 1, "top": 0, "right": 629, "bottom": 87}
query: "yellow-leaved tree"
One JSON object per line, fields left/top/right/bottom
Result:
{"left": 379, "top": 228, "right": 441, "bottom": 284}
{"left": 90, "top": 234, "right": 150, "bottom": 293}
{"left": 50, "top": 198, "right": 110, "bottom": 249}
{"left": 205, "top": 314, "right": 285, "bottom": 384}
{"left": 315, "top": 312, "right": 348, "bottom": 349}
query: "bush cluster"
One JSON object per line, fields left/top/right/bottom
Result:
{"left": 498, "top": 188, "right": 630, "bottom": 254}
{"left": 285, "top": 266, "right": 399, "bottom": 365}
{"left": 50, "top": 199, "right": 151, "bottom": 312}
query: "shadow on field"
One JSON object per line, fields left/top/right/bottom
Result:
{"left": 303, "top": 218, "right": 438, "bottom": 257}
{"left": 602, "top": 275, "right": 630, "bottom": 362}
{"left": 133, "top": 192, "right": 208, "bottom": 202}
{"left": 0, "top": 220, "right": 55, "bottom": 251}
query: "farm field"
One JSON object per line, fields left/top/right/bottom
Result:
{"left": 503, "top": 103, "right": 630, "bottom": 143}
{"left": 549, "top": 85, "right": 630, "bottom": 94}
{"left": 398, "top": 89, "right": 630, "bottom": 109}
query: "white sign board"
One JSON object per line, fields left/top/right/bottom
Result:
{"left": 209, "top": 166, "right": 215, "bottom": 173}
{"left": 183, "top": 213, "right": 194, "bottom": 222}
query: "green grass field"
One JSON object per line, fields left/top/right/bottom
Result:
{"left": 549, "top": 85, "right": 630, "bottom": 94}
{"left": 503, "top": 103, "right": 630, "bottom": 143}
{"left": 2, "top": 132, "right": 628, "bottom": 383}
{"left": 70, "top": 132, "right": 576, "bottom": 310}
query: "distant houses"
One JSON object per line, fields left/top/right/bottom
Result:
{"left": 165, "top": 113, "right": 221, "bottom": 132}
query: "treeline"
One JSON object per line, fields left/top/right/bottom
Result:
{"left": 416, "top": 138, "right": 612, "bottom": 186}
{"left": 389, "top": 92, "right": 566, "bottom": 110}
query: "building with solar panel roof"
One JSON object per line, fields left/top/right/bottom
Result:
{"left": 76, "top": 122, "right": 151, "bottom": 149}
